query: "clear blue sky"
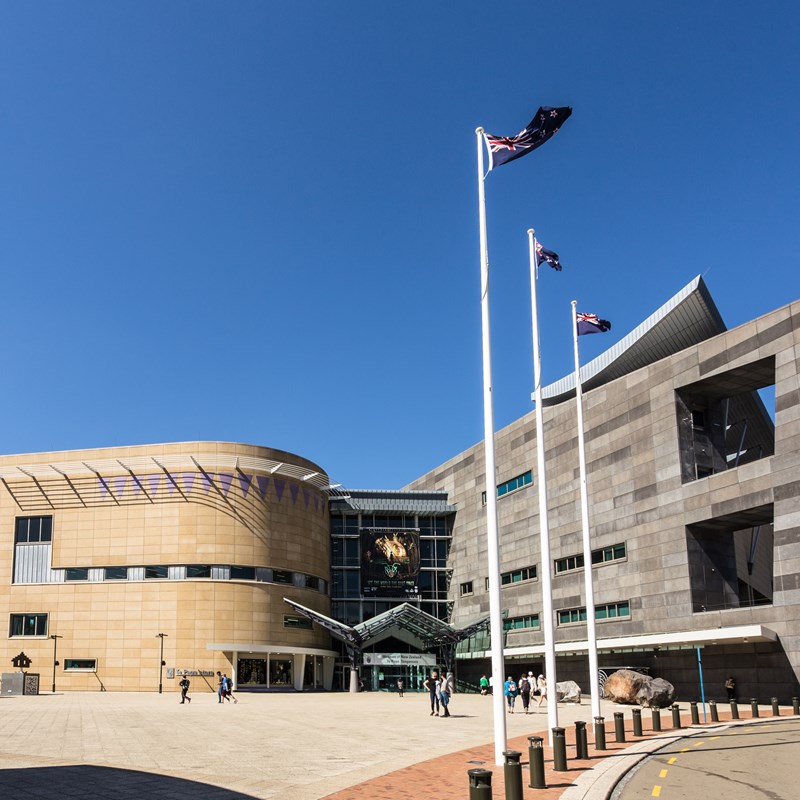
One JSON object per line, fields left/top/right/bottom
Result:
{"left": 1, "top": 2, "right": 797, "bottom": 488}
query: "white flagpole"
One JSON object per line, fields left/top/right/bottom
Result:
{"left": 527, "top": 229, "right": 559, "bottom": 742}
{"left": 571, "top": 300, "right": 601, "bottom": 719}
{"left": 476, "top": 127, "right": 508, "bottom": 766}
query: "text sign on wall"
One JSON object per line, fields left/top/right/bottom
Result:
{"left": 363, "top": 653, "right": 436, "bottom": 666}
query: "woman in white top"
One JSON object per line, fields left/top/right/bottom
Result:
{"left": 536, "top": 675, "right": 547, "bottom": 707}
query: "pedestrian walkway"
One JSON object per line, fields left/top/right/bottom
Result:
{"left": 0, "top": 690, "right": 797, "bottom": 799}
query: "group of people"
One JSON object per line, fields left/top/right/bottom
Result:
{"left": 503, "top": 673, "right": 546, "bottom": 714}
{"left": 423, "top": 670, "right": 455, "bottom": 717}
{"left": 179, "top": 670, "right": 239, "bottom": 704}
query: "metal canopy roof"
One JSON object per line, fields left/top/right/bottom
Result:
{"left": 541, "top": 275, "right": 726, "bottom": 406}
{"left": 330, "top": 489, "right": 457, "bottom": 516}
{"left": 284, "top": 598, "right": 490, "bottom": 651}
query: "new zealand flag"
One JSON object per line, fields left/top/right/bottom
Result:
{"left": 576, "top": 313, "right": 612, "bottom": 336}
{"left": 484, "top": 106, "right": 572, "bottom": 171}
{"left": 535, "top": 242, "right": 562, "bottom": 271}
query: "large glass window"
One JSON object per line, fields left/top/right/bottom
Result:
{"left": 9, "top": 613, "right": 48, "bottom": 637}
{"left": 331, "top": 537, "right": 360, "bottom": 566}
{"left": 15, "top": 516, "right": 53, "bottom": 543}
{"left": 104, "top": 567, "right": 128, "bottom": 580}
{"left": 144, "top": 565, "right": 169, "bottom": 579}
{"left": 186, "top": 565, "right": 211, "bottom": 578}
{"left": 65, "top": 568, "right": 89, "bottom": 582}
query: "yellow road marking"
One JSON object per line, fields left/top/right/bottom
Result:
{"left": 659, "top": 769, "right": 668, "bottom": 778}
{"left": 652, "top": 786, "right": 662, "bottom": 797}
{"left": 680, "top": 747, "right": 690, "bottom": 752}
{"left": 693, "top": 741, "right": 704, "bottom": 746}
{"left": 710, "top": 736, "right": 720, "bottom": 740}
{"left": 667, "top": 757, "right": 677, "bottom": 764}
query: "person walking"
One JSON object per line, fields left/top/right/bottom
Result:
{"left": 479, "top": 675, "right": 489, "bottom": 695}
{"left": 519, "top": 673, "right": 531, "bottom": 714}
{"left": 504, "top": 676, "right": 518, "bottom": 713}
{"left": 179, "top": 675, "right": 191, "bottom": 704}
{"left": 725, "top": 675, "right": 736, "bottom": 701}
{"left": 423, "top": 670, "right": 440, "bottom": 716}
{"left": 222, "top": 673, "right": 237, "bottom": 703}
{"left": 216, "top": 671, "right": 225, "bottom": 703}
{"left": 536, "top": 675, "right": 547, "bottom": 708}
{"left": 440, "top": 671, "right": 454, "bottom": 717}
{"left": 396, "top": 678, "right": 404, "bottom": 697}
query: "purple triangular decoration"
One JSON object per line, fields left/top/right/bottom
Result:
{"left": 238, "top": 473, "right": 253, "bottom": 498}
{"left": 182, "top": 473, "right": 196, "bottom": 493}
{"left": 289, "top": 483, "right": 299, "bottom": 504}
{"left": 256, "top": 476, "right": 270, "bottom": 499}
{"left": 98, "top": 477, "right": 108, "bottom": 497}
{"left": 166, "top": 473, "right": 176, "bottom": 494}
{"left": 148, "top": 474, "right": 161, "bottom": 494}
{"left": 302, "top": 488, "right": 310, "bottom": 508}
{"left": 114, "top": 476, "right": 127, "bottom": 498}
{"left": 218, "top": 473, "right": 233, "bottom": 496}
{"left": 273, "top": 478, "right": 285, "bottom": 502}
{"left": 201, "top": 472, "right": 215, "bottom": 494}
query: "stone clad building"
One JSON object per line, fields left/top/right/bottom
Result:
{"left": 407, "top": 277, "right": 800, "bottom": 700}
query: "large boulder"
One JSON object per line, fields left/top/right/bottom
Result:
{"left": 603, "top": 669, "right": 674, "bottom": 708}
{"left": 555, "top": 680, "right": 582, "bottom": 703}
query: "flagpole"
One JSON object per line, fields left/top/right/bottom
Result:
{"left": 571, "top": 300, "right": 601, "bottom": 720}
{"left": 476, "top": 127, "right": 508, "bottom": 766}
{"left": 527, "top": 228, "right": 558, "bottom": 742}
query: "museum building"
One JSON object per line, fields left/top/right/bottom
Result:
{"left": 3, "top": 277, "right": 800, "bottom": 699}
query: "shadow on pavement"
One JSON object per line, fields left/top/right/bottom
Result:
{"left": 0, "top": 764, "right": 260, "bottom": 799}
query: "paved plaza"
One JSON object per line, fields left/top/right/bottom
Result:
{"left": 2, "top": 690, "right": 799, "bottom": 799}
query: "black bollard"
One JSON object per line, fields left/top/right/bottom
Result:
{"left": 575, "top": 721, "right": 588, "bottom": 760}
{"left": 750, "top": 699, "right": 759, "bottom": 718}
{"left": 614, "top": 711, "right": 626, "bottom": 742}
{"left": 793, "top": 697, "right": 800, "bottom": 715}
{"left": 730, "top": 700, "right": 739, "bottom": 719}
{"left": 690, "top": 702, "right": 699, "bottom": 725}
{"left": 503, "top": 750, "right": 523, "bottom": 800}
{"left": 672, "top": 704, "right": 683, "bottom": 729}
{"left": 527, "top": 736, "right": 546, "bottom": 790}
{"left": 594, "top": 716, "right": 606, "bottom": 750}
{"left": 632, "top": 708, "right": 643, "bottom": 737}
{"left": 552, "top": 727, "right": 568, "bottom": 771}
{"left": 772, "top": 697, "right": 780, "bottom": 716}
{"left": 710, "top": 700, "right": 719, "bottom": 722}
{"left": 468, "top": 768, "right": 493, "bottom": 800}
{"left": 651, "top": 707, "right": 662, "bottom": 731}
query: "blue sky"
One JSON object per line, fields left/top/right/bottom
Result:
{"left": 1, "top": 2, "right": 797, "bottom": 488}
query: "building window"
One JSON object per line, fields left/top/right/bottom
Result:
{"left": 460, "top": 581, "right": 474, "bottom": 597}
{"left": 283, "top": 615, "right": 313, "bottom": 630}
{"left": 557, "top": 601, "right": 631, "bottom": 626}
{"left": 144, "top": 565, "right": 169, "bottom": 579}
{"left": 104, "top": 567, "right": 128, "bottom": 580}
{"left": 555, "top": 543, "right": 627, "bottom": 574}
{"left": 186, "top": 565, "right": 211, "bottom": 578}
{"left": 501, "top": 565, "right": 537, "bottom": 585}
{"left": 9, "top": 613, "right": 48, "bottom": 637}
{"left": 481, "top": 470, "right": 533, "bottom": 505}
{"left": 64, "top": 658, "right": 97, "bottom": 672}
{"left": 15, "top": 516, "right": 53, "bottom": 543}
{"left": 503, "top": 614, "right": 540, "bottom": 631}
{"left": 65, "top": 568, "right": 89, "bottom": 582}
{"left": 273, "top": 569, "right": 293, "bottom": 585}
{"left": 230, "top": 566, "right": 256, "bottom": 581}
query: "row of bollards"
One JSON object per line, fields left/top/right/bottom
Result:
{"left": 469, "top": 698, "right": 800, "bottom": 799}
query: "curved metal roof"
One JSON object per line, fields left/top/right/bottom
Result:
{"left": 541, "top": 275, "right": 726, "bottom": 406}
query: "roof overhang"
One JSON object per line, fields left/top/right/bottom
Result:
{"left": 460, "top": 624, "right": 778, "bottom": 660}
{"left": 540, "top": 275, "right": 726, "bottom": 406}
{"left": 206, "top": 643, "right": 338, "bottom": 658}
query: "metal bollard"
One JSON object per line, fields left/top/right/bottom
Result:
{"left": 651, "top": 707, "right": 662, "bottom": 731}
{"left": 690, "top": 702, "right": 699, "bottom": 725}
{"left": 730, "top": 700, "right": 739, "bottom": 719}
{"left": 575, "top": 721, "right": 588, "bottom": 760}
{"left": 527, "top": 736, "right": 546, "bottom": 789}
{"left": 614, "top": 711, "right": 626, "bottom": 742}
{"left": 594, "top": 716, "right": 606, "bottom": 750}
{"left": 750, "top": 699, "right": 759, "bottom": 718}
{"left": 672, "top": 704, "right": 683, "bottom": 729}
{"left": 710, "top": 700, "right": 719, "bottom": 722}
{"left": 552, "top": 727, "right": 568, "bottom": 771}
{"left": 468, "top": 768, "right": 493, "bottom": 800}
{"left": 503, "top": 750, "right": 523, "bottom": 800}
{"left": 772, "top": 697, "right": 780, "bottom": 716}
{"left": 793, "top": 697, "right": 800, "bottom": 715}
{"left": 632, "top": 708, "right": 643, "bottom": 737}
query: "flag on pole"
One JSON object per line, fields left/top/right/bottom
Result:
{"left": 483, "top": 106, "right": 572, "bottom": 171}
{"left": 535, "top": 242, "right": 563, "bottom": 271}
{"left": 576, "top": 313, "right": 612, "bottom": 335}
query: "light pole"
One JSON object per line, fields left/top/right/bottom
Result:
{"left": 50, "top": 634, "right": 62, "bottom": 693}
{"left": 156, "top": 633, "right": 167, "bottom": 694}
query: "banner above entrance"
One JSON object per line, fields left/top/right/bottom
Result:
{"left": 363, "top": 652, "right": 436, "bottom": 667}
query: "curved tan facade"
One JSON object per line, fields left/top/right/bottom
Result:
{"left": 1, "top": 442, "right": 336, "bottom": 693}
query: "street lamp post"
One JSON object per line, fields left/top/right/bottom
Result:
{"left": 156, "top": 633, "right": 168, "bottom": 694}
{"left": 50, "top": 634, "right": 62, "bottom": 693}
